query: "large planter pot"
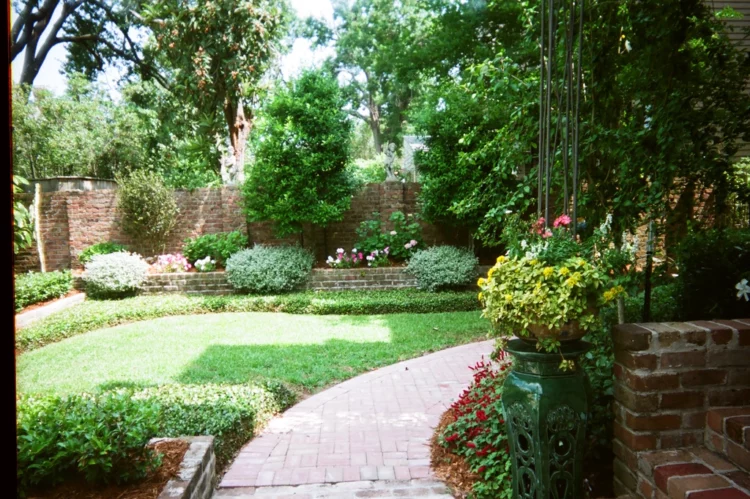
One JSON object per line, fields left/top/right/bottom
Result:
{"left": 501, "top": 338, "right": 591, "bottom": 499}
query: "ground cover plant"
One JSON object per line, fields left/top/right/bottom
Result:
{"left": 15, "top": 270, "right": 73, "bottom": 312}
{"left": 18, "top": 309, "right": 488, "bottom": 395}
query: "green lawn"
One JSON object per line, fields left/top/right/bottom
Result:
{"left": 18, "top": 310, "right": 488, "bottom": 396}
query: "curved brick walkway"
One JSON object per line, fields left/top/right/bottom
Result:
{"left": 219, "top": 340, "right": 494, "bottom": 490}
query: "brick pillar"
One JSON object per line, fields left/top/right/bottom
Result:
{"left": 611, "top": 320, "right": 750, "bottom": 497}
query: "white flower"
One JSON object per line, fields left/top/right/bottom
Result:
{"left": 625, "top": 40, "right": 632, "bottom": 52}
{"left": 366, "top": 255, "right": 374, "bottom": 261}
{"left": 401, "top": 178, "right": 406, "bottom": 183}
{"left": 337, "top": 248, "right": 344, "bottom": 254}
{"left": 352, "top": 248, "right": 357, "bottom": 253}
{"left": 521, "top": 240, "right": 528, "bottom": 249}
{"left": 737, "top": 279, "right": 750, "bottom": 302}
{"left": 390, "top": 231, "right": 397, "bottom": 235}
{"left": 404, "top": 243, "right": 412, "bottom": 249}
{"left": 327, "top": 256, "right": 334, "bottom": 263}
{"left": 505, "top": 209, "right": 513, "bottom": 214}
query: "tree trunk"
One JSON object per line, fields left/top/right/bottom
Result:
{"left": 368, "top": 94, "right": 382, "bottom": 154}
{"left": 222, "top": 100, "right": 252, "bottom": 185}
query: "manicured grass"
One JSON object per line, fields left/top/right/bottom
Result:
{"left": 18, "top": 310, "right": 488, "bottom": 396}
{"left": 16, "top": 290, "right": 481, "bottom": 352}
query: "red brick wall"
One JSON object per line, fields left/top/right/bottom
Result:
{"left": 611, "top": 319, "right": 750, "bottom": 497}
{"left": 14, "top": 183, "right": 464, "bottom": 272}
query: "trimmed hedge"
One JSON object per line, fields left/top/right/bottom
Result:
{"left": 15, "top": 270, "right": 73, "bottom": 312}
{"left": 132, "top": 382, "right": 295, "bottom": 468}
{"left": 17, "top": 382, "right": 295, "bottom": 496}
{"left": 407, "top": 246, "right": 479, "bottom": 292}
{"left": 226, "top": 245, "right": 314, "bottom": 294}
{"left": 16, "top": 290, "right": 482, "bottom": 352}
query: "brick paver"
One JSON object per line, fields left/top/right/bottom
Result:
{"left": 219, "top": 340, "right": 494, "bottom": 489}
{"left": 213, "top": 479, "right": 455, "bottom": 498}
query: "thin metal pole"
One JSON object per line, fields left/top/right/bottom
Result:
{"left": 562, "top": 0, "right": 574, "bottom": 216}
{"left": 643, "top": 220, "right": 654, "bottom": 322}
{"left": 544, "top": 0, "right": 554, "bottom": 227}
{"left": 538, "top": 0, "right": 545, "bottom": 219}
{"left": 572, "top": 0, "right": 583, "bottom": 236}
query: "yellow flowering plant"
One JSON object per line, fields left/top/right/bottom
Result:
{"left": 478, "top": 255, "right": 612, "bottom": 353}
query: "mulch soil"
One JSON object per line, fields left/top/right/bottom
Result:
{"left": 27, "top": 439, "right": 190, "bottom": 499}
{"left": 430, "top": 409, "right": 476, "bottom": 499}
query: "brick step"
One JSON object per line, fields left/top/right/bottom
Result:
{"left": 636, "top": 447, "right": 750, "bottom": 498}
{"left": 706, "top": 407, "right": 750, "bottom": 473}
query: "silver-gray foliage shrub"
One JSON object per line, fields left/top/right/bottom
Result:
{"left": 226, "top": 245, "right": 314, "bottom": 294}
{"left": 407, "top": 246, "right": 479, "bottom": 292}
{"left": 83, "top": 252, "right": 149, "bottom": 298}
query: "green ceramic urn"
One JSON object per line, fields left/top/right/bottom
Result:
{"left": 501, "top": 338, "right": 592, "bottom": 499}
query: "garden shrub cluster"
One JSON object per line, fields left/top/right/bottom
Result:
{"left": 355, "top": 211, "right": 423, "bottom": 261}
{"left": 226, "top": 245, "right": 314, "bottom": 294}
{"left": 674, "top": 228, "right": 750, "bottom": 320}
{"left": 131, "top": 382, "right": 295, "bottom": 468}
{"left": 407, "top": 246, "right": 479, "bottom": 292}
{"left": 17, "top": 381, "right": 295, "bottom": 496}
{"left": 79, "top": 242, "right": 128, "bottom": 264}
{"left": 83, "top": 252, "right": 150, "bottom": 299}
{"left": 16, "top": 290, "right": 482, "bottom": 351}
{"left": 17, "top": 391, "right": 162, "bottom": 495}
{"left": 15, "top": 270, "right": 73, "bottom": 312}
{"left": 183, "top": 231, "right": 248, "bottom": 267}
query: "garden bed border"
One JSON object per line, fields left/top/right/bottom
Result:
{"left": 154, "top": 436, "right": 216, "bottom": 499}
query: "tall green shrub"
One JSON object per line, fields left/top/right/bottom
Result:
{"left": 183, "top": 231, "right": 248, "bottom": 267}
{"left": 243, "top": 69, "right": 354, "bottom": 237}
{"left": 116, "top": 170, "right": 178, "bottom": 255}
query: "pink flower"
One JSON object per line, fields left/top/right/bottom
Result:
{"left": 358, "top": 252, "right": 363, "bottom": 260}
{"left": 405, "top": 243, "right": 412, "bottom": 249}
{"left": 542, "top": 229, "right": 553, "bottom": 239}
{"left": 384, "top": 247, "right": 390, "bottom": 254}
{"left": 533, "top": 217, "right": 546, "bottom": 235}
{"left": 553, "top": 214, "right": 572, "bottom": 228}
{"left": 409, "top": 239, "right": 417, "bottom": 247}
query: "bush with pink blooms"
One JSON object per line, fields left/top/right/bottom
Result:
{"left": 152, "top": 253, "right": 191, "bottom": 273}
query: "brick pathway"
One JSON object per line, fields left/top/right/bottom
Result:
{"left": 219, "top": 340, "right": 494, "bottom": 489}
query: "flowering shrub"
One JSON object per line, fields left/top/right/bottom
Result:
{"left": 326, "top": 248, "right": 365, "bottom": 268}
{"left": 355, "top": 211, "right": 423, "bottom": 261}
{"left": 152, "top": 253, "right": 191, "bottom": 273}
{"left": 183, "top": 231, "right": 248, "bottom": 267}
{"left": 407, "top": 246, "right": 478, "bottom": 292}
{"left": 195, "top": 256, "right": 217, "bottom": 272}
{"left": 83, "top": 252, "right": 150, "bottom": 299}
{"left": 440, "top": 353, "right": 512, "bottom": 499}
{"left": 365, "top": 248, "right": 390, "bottom": 267}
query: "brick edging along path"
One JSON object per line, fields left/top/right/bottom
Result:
{"left": 219, "top": 340, "right": 495, "bottom": 489}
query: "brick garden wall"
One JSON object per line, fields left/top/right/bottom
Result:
{"left": 611, "top": 319, "right": 750, "bottom": 497}
{"left": 73, "top": 265, "right": 492, "bottom": 294}
{"left": 15, "top": 183, "right": 467, "bottom": 273}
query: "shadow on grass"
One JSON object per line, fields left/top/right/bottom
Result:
{"left": 173, "top": 312, "right": 488, "bottom": 392}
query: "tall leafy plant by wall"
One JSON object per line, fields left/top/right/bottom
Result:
{"left": 116, "top": 170, "right": 178, "bottom": 256}
{"left": 243, "top": 68, "right": 355, "bottom": 242}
